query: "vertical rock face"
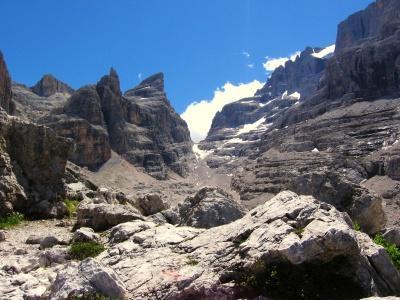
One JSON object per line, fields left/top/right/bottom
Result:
{"left": 335, "top": 0, "right": 400, "bottom": 53}
{"left": 41, "top": 85, "right": 111, "bottom": 170}
{"left": 31, "top": 74, "right": 74, "bottom": 97}
{"left": 0, "top": 51, "right": 15, "bottom": 114}
{"left": 0, "top": 55, "right": 71, "bottom": 218}
{"left": 122, "top": 72, "right": 193, "bottom": 178}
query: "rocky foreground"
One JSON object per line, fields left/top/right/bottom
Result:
{"left": 1, "top": 191, "right": 399, "bottom": 299}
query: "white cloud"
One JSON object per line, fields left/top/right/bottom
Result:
{"left": 138, "top": 73, "right": 142, "bottom": 80}
{"left": 181, "top": 80, "right": 263, "bottom": 142}
{"left": 247, "top": 63, "right": 255, "bottom": 69}
{"left": 263, "top": 51, "right": 301, "bottom": 72}
{"left": 242, "top": 51, "right": 250, "bottom": 58}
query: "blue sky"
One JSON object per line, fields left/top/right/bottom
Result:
{"left": 1, "top": 0, "right": 371, "bottom": 117}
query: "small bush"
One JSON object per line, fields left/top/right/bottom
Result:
{"left": 373, "top": 233, "right": 400, "bottom": 270}
{"left": 64, "top": 199, "right": 80, "bottom": 218}
{"left": 186, "top": 258, "right": 199, "bottom": 266}
{"left": 294, "top": 227, "right": 305, "bottom": 237}
{"left": 0, "top": 213, "right": 24, "bottom": 229}
{"left": 69, "top": 241, "right": 105, "bottom": 260}
{"left": 353, "top": 221, "right": 361, "bottom": 231}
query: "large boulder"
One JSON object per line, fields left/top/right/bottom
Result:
{"left": 89, "top": 191, "right": 400, "bottom": 299}
{"left": 75, "top": 200, "right": 145, "bottom": 231}
{"left": 48, "top": 258, "right": 126, "bottom": 299}
{"left": 175, "top": 186, "right": 246, "bottom": 228}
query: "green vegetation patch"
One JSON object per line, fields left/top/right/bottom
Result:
{"left": 64, "top": 199, "right": 80, "bottom": 218}
{"left": 373, "top": 233, "right": 400, "bottom": 270}
{"left": 69, "top": 241, "right": 105, "bottom": 260}
{"left": 0, "top": 212, "right": 24, "bottom": 229}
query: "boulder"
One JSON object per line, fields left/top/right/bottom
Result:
{"left": 135, "top": 193, "right": 170, "bottom": 216}
{"left": 72, "top": 227, "right": 100, "bottom": 243}
{"left": 176, "top": 186, "right": 246, "bottom": 228}
{"left": 39, "top": 236, "right": 69, "bottom": 250}
{"left": 39, "top": 247, "right": 69, "bottom": 267}
{"left": 48, "top": 258, "right": 126, "bottom": 299}
{"left": 383, "top": 227, "right": 400, "bottom": 247}
{"left": 75, "top": 200, "right": 145, "bottom": 231}
{"left": 108, "top": 221, "right": 155, "bottom": 244}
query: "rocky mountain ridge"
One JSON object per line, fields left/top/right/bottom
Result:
{"left": 12, "top": 69, "right": 193, "bottom": 179}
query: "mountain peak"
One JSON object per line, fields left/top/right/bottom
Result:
{"left": 31, "top": 74, "right": 74, "bottom": 97}
{"left": 139, "top": 72, "right": 164, "bottom": 92}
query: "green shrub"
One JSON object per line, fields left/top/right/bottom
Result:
{"left": 0, "top": 213, "right": 24, "bottom": 229}
{"left": 373, "top": 233, "right": 400, "bottom": 270}
{"left": 186, "top": 257, "right": 199, "bottom": 266}
{"left": 64, "top": 199, "right": 80, "bottom": 218}
{"left": 353, "top": 221, "right": 361, "bottom": 231}
{"left": 69, "top": 241, "right": 105, "bottom": 260}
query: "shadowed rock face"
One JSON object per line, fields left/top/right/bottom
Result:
{"left": 31, "top": 74, "right": 74, "bottom": 97}
{"left": 0, "top": 51, "right": 14, "bottom": 114}
{"left": 335, "top": 0, "right": 400, "bottom": 54}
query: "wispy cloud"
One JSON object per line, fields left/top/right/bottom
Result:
{"left": 138, "top": 73, "right": 142, "bottom": 80}
{"left": 263, "top": 51, "right": 301, "bottom": 72}
{"left": 181, "top": 80, "right": 263, "bottom": 142}
{"left": 247, "top": 63, "right": 255, "bottom": 69}
{"left": 242, "top": 51, "right": 251, "bottom": 58}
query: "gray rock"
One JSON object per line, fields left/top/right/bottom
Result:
{"left": 0, "top": 231, "right": 5, "bottom": 242}
{"left": 49, "top": 258, "right": 126, "bottom": 299}
{"left": 39, "top": 247, "right": 69, "bottom": 267}
{"left": 108, "top": 221, "right": 155, "bottom": 244}
{"left": 76, "top": 200, "right": 145, "bottom": 231}
{"left": 383, "top": 227, "right": 400, "bottom": 247}
{"left": 26, "top": 235, "right": 44, "bottom": 245}
{"left": 176, "top": 186, "right": 246, "bottom": 228}
{"left": 39, "top": 236, "right": 68, "bottom": 250}
{"left": 72, "top": 227, "right": 100, "bottom": 243}
{"left": 135, "top": 193, "right": 170, "bottom": 216}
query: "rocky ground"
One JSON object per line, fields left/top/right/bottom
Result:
{"left": 0, "top": 219, "right": 73, "bottom": 299}
{"left": 1, "top": 191, "right": 399, "bottom": 299}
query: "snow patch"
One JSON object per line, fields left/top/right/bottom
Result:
{"left": 193, "top": 144, "right": 213, "bottom": 159}
{"left": 312, "top": 45, "right": 335, "bottom": 59}
{"left": 237, "top": 117, "right": 267, "bottom": 135}
{"left": 311, "top": 148, "right": 319, "bottom": 153}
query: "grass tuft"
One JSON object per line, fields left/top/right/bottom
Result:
{"left": 64, "top": 199, "right": 80, "bottom": 218}
{"left": 0, "top": 213, "right": 24, "bottom": 230}
{"left": 69, "top": 241, "right": 105, "bottom": 260}
{"left": 373, "top": 233, "right": 400, "bottom": 270}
